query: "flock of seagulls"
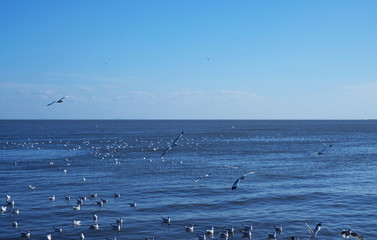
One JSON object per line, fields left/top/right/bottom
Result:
{"left": 1, "top": 124, "right": 359, "bottom": 240}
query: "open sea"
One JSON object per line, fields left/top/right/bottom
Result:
{"left": 0, "top": 120, "right": 377, "bottom": 240}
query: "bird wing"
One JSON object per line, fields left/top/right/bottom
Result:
{"left": 305, "top": 222, "right": 313, "bottom": 234}
{"left": 232, "top": 178, "right": 241, "bottom": 190}
{"left": 172, "top": 131, "right": 184, "bottom": 146}
{"left": 244, "top": 171, "right": 256, "bottom": 177}
{"left": 350, "top": 232, "right": 364, "bottom": 240}
{"left": 47, "top": 101, "right": 56, "bottom": 106}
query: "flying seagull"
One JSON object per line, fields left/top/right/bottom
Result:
{"left": 232, "top": 171, "right": 256, "bottom": 190}
{"left": 195, "top": 172, "right": 211, "bottom": 182}
{"left": 47, "top": 96, "right": 69, "bottom": 106}
{"left": 160, "top": 131, "right": 184, "bottom": 158}
{"left": 317, "top": 144, "right": 332, "bottom": 155}
{"left": 305, "top": 222, "right": 321, "bottom": 237}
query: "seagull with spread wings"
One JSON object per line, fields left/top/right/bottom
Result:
{"left": 160, "top": 131, "right": 184, "bottom": 158}
{"left": 232, "top": 171, "right": 256, "bottom": 190}
{"left": 47, "top": 96, "right": 69, "bottom": 106}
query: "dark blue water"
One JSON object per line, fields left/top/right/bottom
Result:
{"left": 0, "top": 120, "right": 376, "bottom": 240}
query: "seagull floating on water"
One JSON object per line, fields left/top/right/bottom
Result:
{"left": 161, "top": 216, "right": 171, "bottom": 224}
{"left": 49, "top": 195, "right": 55, "bottom": 201}
{"left": 274, "top": 224, "right": 282, "bottom": 234}
{"left": 111, "top": 223, "right": 121, "bottom": 231}
{"left": 28, "top": 185, "right": 36, "bottom": 190}
{"left": 73, "top": 220, "right": 81, "bottom": 226}
{"left": 116, "top": 217, "right": 123, "bottom": 225}
{"left": 160, "top": 131, "right": 184, "bottom": 158}
{"left": 12, "top": 220, "right": 18, "bottom": 227}
{"left": 1, "top": 206, "right": 6, "bottom": 213}
{"left": 197, "top": 233, "right": 206, "bottom": 240}
{"left": 93, "top": 214, "right": 98, "bottom": 221}
{"left": 73, "top": 205, "right": 80, "bottom": 210}
{"left": 114, "top": 193, "right": 121, "bottom": 198}
{"left": 185, "top": 224, "right": 194, "bottom": 231}
{"left": 340, "top": 229, "right": 364, "bottom": 240}
{"left": 305, "top": 222, "right": 321, "bottom": 237}
{"left": 232, "top": 171, "right": 256, "bottom": 190}
{"left": 80, "top": 232, "right": 85, "bottom": 240}
{"left": 53, "top": 226, "right": 62, "bottom": 233}
{"left": 47, "top": 96, "right": 69, "bottom": 106}
{"left": 129, "top": 201, "right": 137, "bottom": 207}
{"left": 241, "top": 230, "right": 252, "bottom": 237}
{"left": 46, "top": 233, "right": 51, "bottom": 240}
{"left": 205, "top": 227, "right": 214, "bottom": 235}
{"left": 89, "top": 223, "right": 99, "bottom": 230}
{"left": 19, "top": 230, "right": 31, "bottom": 239}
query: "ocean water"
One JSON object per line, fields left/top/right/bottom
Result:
{"left": 0, "top": 120, "right": 376, "bottom": 240}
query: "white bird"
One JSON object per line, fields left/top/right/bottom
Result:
{"left": 47, "top": 96, "right": 69, "bottom": 106}
{"left": 129, "top": 202, "right": 137, "bottom": 207}
{"left": 241, "top": 230, "right": 252, "bottom": 237}
{"left": 49, "top": 195, "right": 55, "bottom": 201}
{"left": 46, "top": 233, "right": 51, "bottom": 240}
{"left": 224, "top": 226, "right": 234, "bottom": 233}
{"left": 19, "top": 231, "right": 31, "bottom": 239}
{"left": 12, "top": 220, "right": 18, "bottom": 227}
{"left": 6, "top": 194, "right": 11, "bottom": 201}
{"left": 195, "top": 172, "right": 211, "bottom": 182}
{"left": 305, "top": 222, "right": 321, "bottom": 237}
{"left": 232, "top": 171, "right": 256, "bottom": 190}
{"left": 185, "top": 224, "right": 195, "bottom": 231}
{"left": 73, "top": 220, "right": 81, "bottom": 226}
{"left": 243, "top": 224, "right": 253, "bottom": 231}
{"left": 89, "top": 223, "right": 99, "bottom": 230}
{"left": 160, "top": 131, "right": 184, "bottom": 158}
{"left": 266, "top": 231, "right": 277, "bottom": 239}
{"left": 28, "top": 185, "right": 36, "bottom": 190}
{"left": 1, "top": 206, "right": 6, "bottom": 213}
{"left": 73, "top": 205, "right": 80, "bottom": 210}
{"left": 65, "top": 195, "right": 71, "bottom": 201}
{"left": 340, "top": 229, "right": 351, "bottom": 239}
{"left": 161, "top": 216, "right": 171, "bottom": 224}
{"left": 96, "top": 200, "right": 103, "bottom": 207}
{"left": 80, "top": 232, "right": 85, "bottom": 240}
{"left": 93, "top": 214, "right": 98, "bottom": 221}
{"left": 11, "top": 208, "right": 20, "bottom": 215}
{"left": 114, "top": 193, "right": 120, "bottom": 198}
{"left": 219, "top": 231, "right": 229, "bottom": 238}
{"left": 274, "top": 224, "right": 283, "bottom": 234}
{"left": 205, "top": 227, "right": 215, "bottom": 235}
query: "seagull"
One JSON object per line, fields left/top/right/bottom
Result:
{"left": 96, "top": 200, "right": 104, "bottom": 207}
{"left": 46, "top": 233, "right": 51, "bottom": 240}
{"left": 116, "top": 217, "right": 123, "bottom": 225}
{"left": 243, "top": 224, "right": 253, "bottom": 231}
{"left": 350, "top": 231, "right": 364, "bottom": 240}
{"left": 12, "top": 220, "right": 18, "bottom": 227}
{"left": 195, "top": 172, "right": 211, "bottom": 182}
{"left": 305, "top": 222, "right": 321, "bottom": 237}
{"left": 47, "top": 96, "right": 69, "bottom": 106}
{"left": 1, "top": 206, "right": 6, "bottom": 213}
{"left": 11, "top": 208, "right": 20, "bottom": 215}
{"left": 232, "top": 171, "right": 256, "bottom": 190}
{"left": 53, "top": 226, "right": 62, "bottom": 233}
{"left": 6, "top": 194, "right": 11, "bottom": 201}
{"left": 241, "top": 230, "right": 252, "bottom": 237}
{"left": 49, "top": 195, "right": 55, "bottom": 201}
{"left": 274, "top": 224, "right": 282, "bottom": 234}
{"left": 65, "top": 195, "right": 71, "bottom": 201}
{"left": 89, "top": 223, "right": 99, "bottom": 230}
{"left": 114, "top": 193, "right": 121, "bottom": 198}
{"left": 317, "top": 144, "right": 333, "bottom": 155}
{"left": 205, "top": 227, "right": 214, "bottom": 235}
{"left": 185, "top": 224, "right": 195, "bottom": 231}
{"left": 28, "top": 185, "right": 36, "bottom": 190}
{"left": 6, "top": 200, "right": 14, "bottom": 206}
{"left": 266, "top": 231, "right": 277, "bottom": 239}
{"left": 73, "top": 205, "right": 80, "bottom": 210}
{"left": 93, "top": 214, "right": 98, "bottom": 221}
{"left": 19, "top": 231, "right": 31, "bottom": 239}
{"left": 101, "top": 198, "right": 108, "bottom": 204}
{"left": 73, "top": 220, "right": 81, "bottom": 226}
{"left": 161, "top": 216, "right": 171, "bottom": 224}
{"left": 129, "top": 202, "right": 137, "bottom": 207}
{"left": 224, "top": 226, "right": 234, "bottom": 233}
{"left": 340, "top": 229, "right": 351, "bottom": 239}
{"left": 111, "top": 224, "right": 121, "bottom": 231}
{"left": 219, "top": 231, "right": 229, "bottom": 238}
{"left": 160, "top": 131, "right": 184, "bottom": 158}
{"left": 80, "top": 232, "right": 85, "bottom": 240}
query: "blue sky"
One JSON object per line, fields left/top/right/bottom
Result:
{"left": 1, "top": 1, "right": 376, "bottom": 119}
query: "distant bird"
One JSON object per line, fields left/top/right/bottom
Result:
{"left": 340, "top": 229, "right": 364, "bottom": 240}
{"left": 232, "top": 171, "right": 256, "bottom": 190}
{"left": 114, "top": 193, "right": 121, "bottom": 198}
{"left": 6, "top": 194, "right": 11, "bottom": 201}
{"left": 243, "top": 224, "right": 253, "bottom": 232}
{"left": 195, "top": 172, "right": 211, "bottom": 182}
{"left": 219, "top": 231, "right": 229, "bottom": 238}
{"left": 49, "top": 195, "right": 55, "bottom": 201}
{"left": 11, "top": 208, "right": 19, "bottom": 215}
{"left": 129, "top": 202, "right": 136, "bottom": 207}
{"left": 53, "top": 226, "right": 62, "bottom": 233}
{"left": 28, "top": 185, "right": 36, "bottom": 190}
{"left": 89, "top": 223, "right": 99, "bottom": 230}
{"left": 205, "top": 227, "right": 214, "bottom": 235}
{"left": 185, "top": 224, "right": 195, "bottom": 231}
{"left": 65, "top": 195, "right": 71, "bottom": 201}
{"left": 317, "top": 144, "right": 333, "bottom": 155}
{"left": 47, "top": 96, "right": 69, "bottom": 106}
{"left": 224, "top": 226, "right": 234, "bottom": 233}
{"left": 93, "top": 214, "right": 98, "bottom": 221}
{"left": 73, "top": 220, "right": 81, "bottom": 226}
{"left": 12, "top": 220, "right": 18, "bottom": 227}
{"left": 19, "top": 230, "right": 31, "bottom": 239}
{"left": 1, "top": 206, "right": 6, "bottom": 213}
{"left": 274, "top": 224, "right": 283, "bottom": 234}
{"left": 305, "top": 222, "right": 321, "bottom": 237}
{"left": 80, "top": 232, "right": 85, "bottom": 240}
{"left": 6, "top": 200, "right": 14, "bottom": 206}
{"left": 197, "top": 233, "right": 206, "bottom": 240}
{"left": 241, "top": 230, "right": 252, "bottom": 237}
{"left": 116, "top": 217, "right": 123, "bottom": 225}
{"left": 111, "top": 224, "right": 121, "bottom": 231}
{"left": 161, "top": 216, "right": 171, "bottom": 224}
{"left": 350, "top": 231, "right": 364, "bottom": 240}
{"left": 160, "top": 131, "right": 184, "bottom": 158}
{"left": 266, "top": 231, "right": 277, "bottom": 239}
{"left": 46, "top": 233, "right": 51, "bottom": 240}
{"left": 73, "top": 205, "right": 80, "bottom": 210}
